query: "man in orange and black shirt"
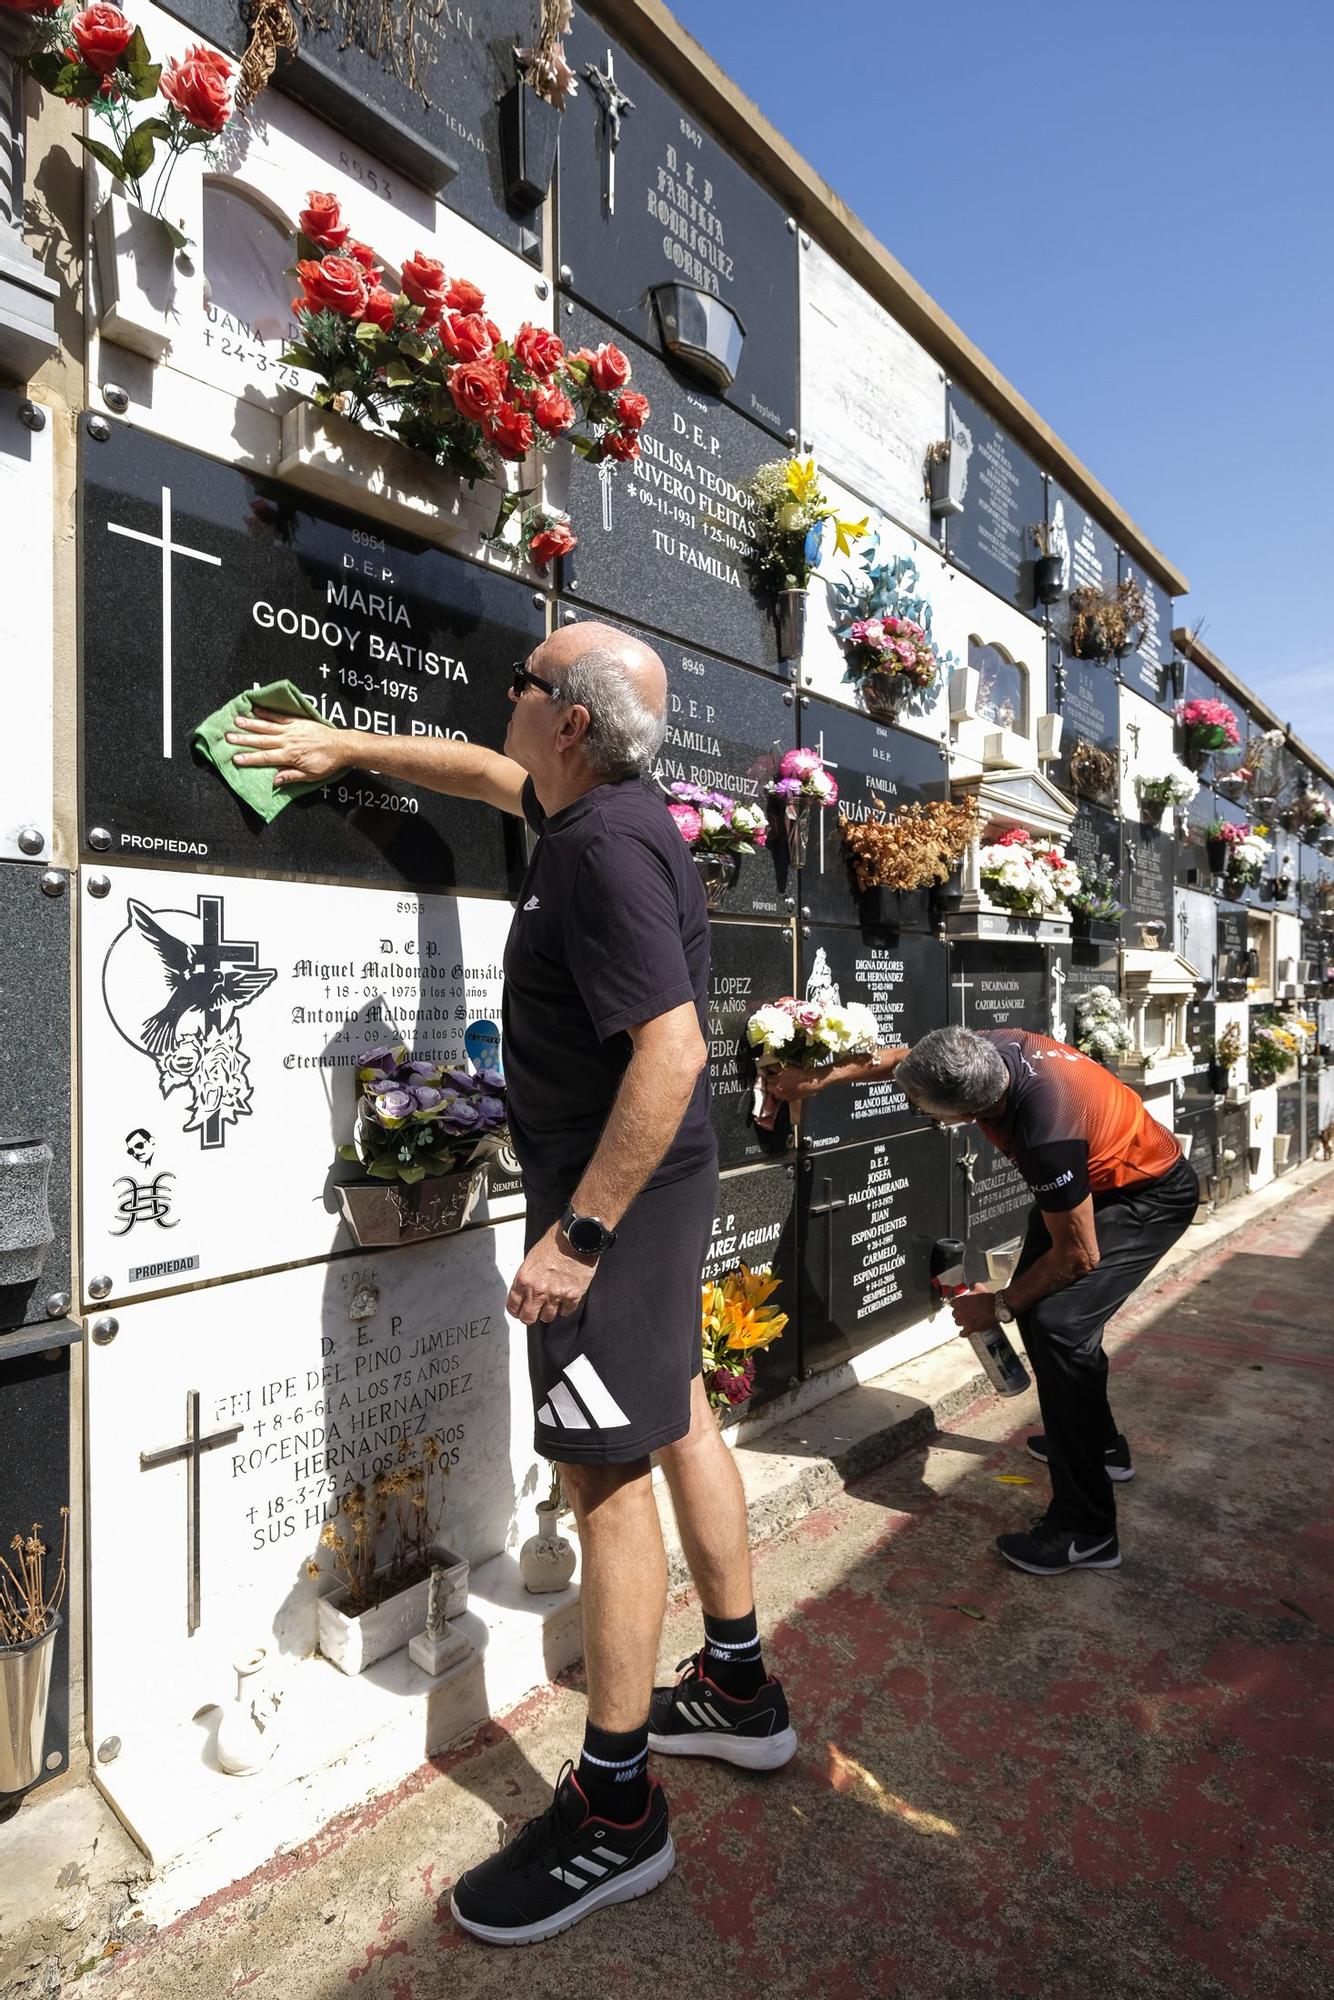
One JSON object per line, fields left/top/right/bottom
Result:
{"left": 770, "top": 1025, "right": 1199, "bottom": 1575}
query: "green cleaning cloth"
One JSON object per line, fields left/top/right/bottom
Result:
{"left": 192, "top": 680, "right": 334, "bottom": 824}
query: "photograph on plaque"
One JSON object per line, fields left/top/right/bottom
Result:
{"left": 0, "top": 864, "right": 72, "bottom": 1335}
{"left": 559, "top": 306, "right": 779, "bottom": 673}
{"left": 79, "top": 868, "right": 521, "bottom": 1302}
{"left": 1, "top": 394, "right": 55, "bottom": 863}
{"left": 1120, "top": 824, "right": 1175, "bottom": 945}
{"left": 81, "top": 422, "right": 537, "bottom": 895}
{"left": 1118, "top": 556, "right": 1173, "bottom": 709}
{"left": 703, "top": 1164, "right": 799, "bottom": 1412}
{"left": 151, "top": 0, "right": 539, "bottom": 249}
{"left": 86, "top": 1222, "right": 537, "bottom": 1841}
{"left": 799, "top": 238, "right": 943, "bottom": 535}
{"left": 798, "top": 1128, "right": 950, "bottom": 1375}
{"left": 796, "top": 697, "right": 945, "bottom": 928}
{"left": 557, "top": 15, "right": 798, "bottom": 440}
{"left": 706, "top": 920, "right": 795, "bottom": 1171}
{"left": 943, "top": 385, "right": 1046, "bottom": 614}
{"left": 799, "top": 926, "right": 945, "bottom": 1153}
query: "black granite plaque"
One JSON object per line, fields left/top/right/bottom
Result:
{"left": 1176, "top": 999, "right": 1218, "bottom": 1111}
{"left": 1266, "top": 826, "right": 1301, "bottom": 913}
{"left": 1118, "top": 557, "right": 1173, "bottom": 709}
{"left": 1276, "top": 1082, "right": 1302, "bottom": 1170}
{"left": 557, "top": 16, "right": 798, "bottom": 439}
{"left": 955, "top": 1125, "right": 1031, "bottom": 1279}
{"left": 943, "top": 387, "right": 1045, "bottom": 611}
{"left": 798, "top": 927, "right": 945, "bottom": 1153}
{"left": 798, "top": 1128, "right": 950, "bottom": 1375}
{"left": 1215, "top": 902, "right": 1250, "bottom": 994}
{"left": 1120, "top": 824, "right": 1174, "bottom": 943}
{"left": 1066, "top": 801, "right": 1121, "bottom": 899}
{"left": 157, "top": 0, "right": 535, "bottom": 249}
{"left": 1052, "top": 644, "right": 1119, "bottom": 808}
{"left": 704, "top": 1163, "right": 799, "bottom": 1412}
{"left": 1217, "top": 1102, "right": 1248, "bottom": 1203}
{"left": 795, "top": 698, "right": 946, "bottom": 928}
{"left": 1175, "top": 1106, "right": 1218, "bottom": 1191}
{"left": 560, "top": 307, "right": 777, "bottom": 672}
{"left": 707, "top": 918, "right": 795, "bottom": 1170}
{"left": 950, "top": 940, "right": 1049, "bottom": 1034}
{"left": 0, "top": 1347, "right": 70, "bottom": 1787}
{"left": 1047, "top": 484, "right": 1118, "bottom": 650}
{"left": 0, "top": 864, "right": 72, "bottom": 1336}
{"left": 1177, "top": 785, "right": 1217, "bottom": 890}
{"left": 1053, "top": 936, "right": 1121, "bottom": 1040}
{"left": 80, "top": 422, "right": 534, "bottom": 894}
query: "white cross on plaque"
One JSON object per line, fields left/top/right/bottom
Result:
{"left": 815, "top": 729, "right": 840, "bottom": 873}
{"left": 1050, "top": 954, "right": 1068, "bottom": 1042}
{"left": 107, "top": 486, "right": 223, "bottom": 759}
{"left": 951, "top": 969, "right": 974, "bottom": 1024}
{"left": 598, "top": 456, "right": 615, "bottom": 533}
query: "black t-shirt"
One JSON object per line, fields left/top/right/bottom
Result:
{"left": 501, "top": 774, "right": 716, "bottom": 1198}
{"left": 974, "top": 1029, "right": 1181, "bottom": 1212}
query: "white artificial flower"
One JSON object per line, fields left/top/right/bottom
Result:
{"left": 808, "top": 770, "right": 835, "bottom": 802}
{"left": 699, "top": 808, "right": 725, "bottom": 834}
{"left": 747, "top": 1005, "right": 794, "bottom": 1051}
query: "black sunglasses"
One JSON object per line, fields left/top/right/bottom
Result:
{"left": 510, "top": 658, "right": 562, "bottom": 700}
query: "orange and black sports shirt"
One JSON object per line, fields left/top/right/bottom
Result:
{"left": 974, "top": 1030, "right": 1182, "bottom": 1213}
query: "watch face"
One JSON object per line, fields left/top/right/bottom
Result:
{"left": 567, "top": 1215, "right": 604, "bottom": 1255}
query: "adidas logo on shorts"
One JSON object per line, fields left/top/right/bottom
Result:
{"left": 537, "top": 1354, "right": 630, "bottom": 1431}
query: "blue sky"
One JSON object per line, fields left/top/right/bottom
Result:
{"left": 667, "top": 0, "right": 1334, "bottom": 766}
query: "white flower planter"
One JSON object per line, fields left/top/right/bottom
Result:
{"left": 317, "top": 1550, "right": 468, "bottom": 1677}
{"left": 92, "top": 190, "right": 200, "bottom": 361}
{"left": 1036, "top": 713, "right": 1063, "bottom": 761}
{"left": 278, "top": 403, "right": 538, "bottom": 562}
{"left": 948, "top": 665, "right": 980, "bottom": 722}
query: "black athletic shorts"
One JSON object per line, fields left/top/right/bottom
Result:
{"left": 523, "top": 1161, "right": 720, "bottom": 1465}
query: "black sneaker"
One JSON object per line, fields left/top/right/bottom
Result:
{"left": 450, "top": 1762, "right": 674, "bottom": 1946}
{"left": 997, "top": 1519, "right": 1122, "bottom": 1576}
{"left": 648, "top": 1654, "right": 797, "bottom": 1770}
{"left": 1026, "top": 1433, "right": 1135, "bottom": 1481}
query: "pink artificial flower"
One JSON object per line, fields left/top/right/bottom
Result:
{"left": 780, "top": 746, "right": 823, "bottom": 781}
{"left": 997, "top": 826, "right": 1031, "bottom": 847}
{"left": 823, "top": 775, "right": 839, "bottom": 806}
{"left": 752, "top": 823, "right": 768, "bottom": 848}
{"left": 667, "top": 801, "right": 702, "bottom": 845}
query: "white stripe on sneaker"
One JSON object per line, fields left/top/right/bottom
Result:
{"left": 592, "top": 1846, "right": 627, "bottom": 1864}
{"left": 572, "top": 1856, "right": 607, "bottom": 1878}
{"left": 563, "top": 1354, "right": 630, "bottom": 1428}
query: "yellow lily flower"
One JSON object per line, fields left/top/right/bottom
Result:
{"left": 784, "top": 457, "right": 821, "bottom": 505}
{"left": 832, "top": 514, "right": 869, "bottom": 558}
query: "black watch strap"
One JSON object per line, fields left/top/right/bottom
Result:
{"left": 560, "top": 1205, "right": 617, "bottom": 1256}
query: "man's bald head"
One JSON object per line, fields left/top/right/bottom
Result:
{"left": 534, "top": 620, "right": 668, "bottom": 777}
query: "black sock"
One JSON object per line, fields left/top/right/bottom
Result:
{"left": 576, "top": 1718, "right": 649, "bottom": 1823}
{"left": 702, "top": 1609, "right": 766, "bottom": 1699}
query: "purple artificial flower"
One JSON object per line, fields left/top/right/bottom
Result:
{"left": 477, "top": 1067, "right": 506, "bottom": 1094}
{"left": 356, "top": 1044, "right": 407, "bottom": 1085}
{"left": 399, "top": 1059, "right": 444, "bottom": 1084}
{"left": 368, "top": 1086, "right": 414, "bottom": 1128}
{"left": 408, "top": 1085, "right": 446, "bottom": 1119}
{"left": 439, "top": 1098, "right": 482, "bottom": 1132}
{"left": 445, "top": 1065, "right": 482, "bottom": 1094}
{"left": 768, "top": 776, "right": 803, "bottom": 801}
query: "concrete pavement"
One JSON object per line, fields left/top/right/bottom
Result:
{"left": 73, "top": 1175, "right": 1334, "bottom": 1999}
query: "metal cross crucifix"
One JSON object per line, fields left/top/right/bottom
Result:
{"left": 140, "top": 1390, "right": 243, "bottom": 1634}
{"left": 583, "top": 49, "right": 635, "bottom": 214}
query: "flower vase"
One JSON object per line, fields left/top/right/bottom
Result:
{"left": 1034, "top": 554, "right": 1064, "bottom": 605}
{"left": 860, "top": 675, "right": 905, "bottom": 724}
{"left": 93, "top": 189, "right": 199, "bottom": 362}
{"left": 499, "top": 82, "right": 560, "bottom": 208}
{"left": 693, "top": 849, "right": 741, "bottom": 911}
{"left": 1182, "top": 741, "right": 1210, "bottom": 774}
{"left": 0, "top": 1615, "right": 59, "bottom": 1793}
{"left": 1071, "top": 911, "right": 1092, "bottom": 941}
{"left": 0, "top": 1137, "right": 53, "bottom": 1286}
{"left": 519, "top": 1504, "right": 578, "bottom": 1594}
{"left": 1206, "top": 837, "right": 1228, "bottom": 875}
{"left": 784, "top": 798, "right": 812, "bottom": 869}
{"left": 215, "top": 1646, "right": 280, "bottom": 1776}
{"left": 1140, "top": 796, "right": 1167, "bottom": 826}
{"left": 336, "top": 1169, "right": 484, "bottom": 1248}
{"left": 776, "top": 588, "right": 806, "bottom": 662}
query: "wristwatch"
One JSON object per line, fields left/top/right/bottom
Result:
{"left": 559, "top": 1206, "right": 617, "bottom": 1257}
{"left": 994, "top": 1291, "right": 1017, "bottom": 1326}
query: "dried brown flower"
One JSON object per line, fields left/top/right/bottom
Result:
{"left": 1069, "top": 578, "right": 1147, "bottom": 660}
{"left": 839, "top": 796, "right": 979, "bottom": 893}
{"left": 1068, "top": 740, "right": 1118, "bottom": 800}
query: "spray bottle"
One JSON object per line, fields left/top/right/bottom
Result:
{"left": 929, "top": 1237, "right": 1031, "bottom": 1398}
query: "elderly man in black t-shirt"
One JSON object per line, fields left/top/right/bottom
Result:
{"left": 229, "top": 621, "right": 795, "bottom": 1946}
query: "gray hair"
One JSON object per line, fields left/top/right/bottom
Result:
{"left": 554, "top": 646, "right": 666, "bottom": 777}
{"left": 896, "top": 1027, "right": 1007, "bottom": 1118}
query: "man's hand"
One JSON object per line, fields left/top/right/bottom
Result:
{"left": 949, "top": 1285, "right": 1000, "bottom": 1337}
{"left": 763, "top": 1064, "right": 830, "bottom": 1104}
{"left": 226, "top": 707, "right": 356, "bottom": 788}
{"left": 507, "top": 1224, "right": 599, "bottom": 1326}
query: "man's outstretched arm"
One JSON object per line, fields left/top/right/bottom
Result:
{"left": 227, "top": 707, "right": 529, "bottom": 816}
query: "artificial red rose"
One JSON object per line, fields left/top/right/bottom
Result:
{"left": 589, "top": 342, "right": 631, "bottom": 392}
{"left": 488, "top": 402, "right": 534, "bottom": 461}
{"left": 439, "top": 310, "right": 493, "bottom": 363}
{"left": 602, "top": 429, "right": 641, "bottom": 462}
{"left": 400, "top": 251, "right": 448, "bottom": 321}
{"left": 529, "top": 520, "right": 578, "bottom": 569}
{"left": 70, "top": 5, "right": 133, "bottom": 77}
{"left": 444, "top": 276, "right": 485, "bottom": 314}
{"left": 346, "top": 241, "right": 383, "bottom": 282}
{"left": 615, "top": 389, "right": 650, "bottom": 430}
{"left": 160, "top": 43, "right": 234, "bottom": 134}
{"left": 513, "top": 322, "right": 565, "bottom": 380}
{"left": 294, "top": 255, "right": 368, "bottom": 317}
{"left": 532, "top": 385, "right": 575, "bottom": 434}
{"left": 447, "top": 360, "right": 504, "bottom": 424}
{"left": 298, "top": 190, "right": 348, "bottom": 250}
{"left": 361, "top": 286, "right": 397, "bottom": 333}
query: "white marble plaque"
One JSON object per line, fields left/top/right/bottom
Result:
{"left": 1175, "top": 887, "right": 1218, "bottom": 991}
{"left": 1117, "top": 686, "right": 1176, "bottom": 819}
{"left": 799, "top": 474, "right": 956, "bottom": 745}
{"left": 0, "top": 396, "right": 54, "bottom": 861}
{"left": 79, "top": 867, "right": 518, "bottom": 1301}
{"left": 86, "top": 1226, "right": 537, "bottom": 1783}
{"left": 799, "top": 240, "right": 944, "bottom": 535}
{"left": 945, "top": 569, "right": 1048, "bottom": 763}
